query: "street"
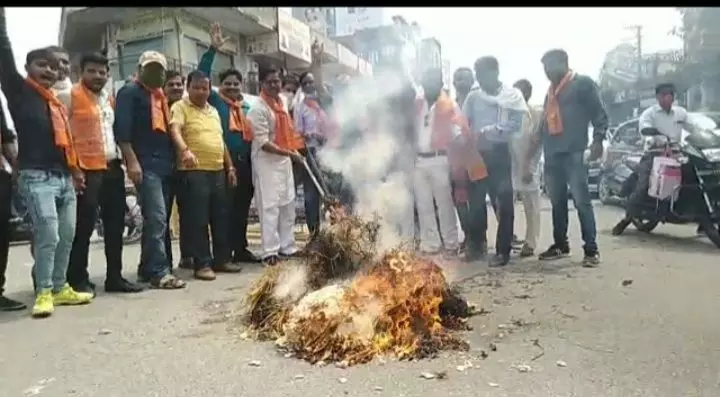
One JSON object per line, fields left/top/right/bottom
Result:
{"left": 1, "top": 200, "right": 719, "bottom": 397}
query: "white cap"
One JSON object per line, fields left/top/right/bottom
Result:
{"left": 138, "top": 51, "right": 167, "bottom": 69}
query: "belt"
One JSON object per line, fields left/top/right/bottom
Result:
{"left": 417, "top": 150, "right": 447, "bottom": 158}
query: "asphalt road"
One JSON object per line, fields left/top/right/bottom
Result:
{"left": 1, "top": 200, "right": 719, "bottom": 397}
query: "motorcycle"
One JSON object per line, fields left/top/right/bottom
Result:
{"left": 618, "top": 127, "right": 720, "bottom": 248}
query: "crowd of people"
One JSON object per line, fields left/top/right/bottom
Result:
{"left": 0, "top": 9, "right": 610, "bottom": 319}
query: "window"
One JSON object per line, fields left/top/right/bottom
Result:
{"left": 116, "top": 36, "right": 167, "bottom": 81}
{"left": 347, "top": 7, "right": 355, "bottom": 14}
{"left": 612, "top": 121, "right": 641, "bottom": 146}
{"left": 196, "top": 42, "right": 234, "bottom": 84}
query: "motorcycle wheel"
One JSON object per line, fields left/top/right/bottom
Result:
{"left": 698, "top": 217, "right": 720, "bottom": 249}
{"left": 631, "top": 217, "right": 659, "bottom": 233}
{"left": 123, "top": 195, "right": 143, "bottom": 245}
{"left": 598, "top": 175, "right": 613, "bottom": 205}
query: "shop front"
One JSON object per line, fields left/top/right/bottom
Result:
{"left": 246, "top": 10, "right": 312, "bottom": 73}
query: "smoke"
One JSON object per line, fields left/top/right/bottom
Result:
{"left": 318, "top": 69, "right": 417, "bottom": 251}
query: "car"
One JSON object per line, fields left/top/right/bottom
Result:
{"left": 597, "top": 111, "right": 720, "bottom": 205}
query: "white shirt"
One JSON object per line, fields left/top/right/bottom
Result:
{"left": 61, "top": 83, "right": 120, "bottom": 161}
{"left": 415, "top": 97, "right": 462, "bottom": 154}
{"left": 638, "top": 104, "right": 689, "bottom": 150}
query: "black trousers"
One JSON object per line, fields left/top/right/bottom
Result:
{"left": 227, "top": 154, "right": 253, "bottom": 260}
{"left": 625, "top": 152, "right": 654, "bottom": 218}
{"left": 178, "top": 170, "right": 230, "bottom": 269}
{"left": 0, "top": 172, "right": 11, "bottom": 295}
{"left": 466, "top": 143, "right": 515, "bottom": 256}
{"left": 67, "top": 160, "right": 126, "bottom": 286}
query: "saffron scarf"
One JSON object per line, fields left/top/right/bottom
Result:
{"left": 545, "top": 70, "right": 576, "bottom": 136}
{"left": 25, "top": 77, "right": 78, "bottom": 168}
{"left": 219, "top": 92, "right": 253, "bottom": 142}
{"left": 260, "top": 91, "right": 305, "bottom": 151}
{"left": 136, "top": 80, "right": 170, "bottom": 133}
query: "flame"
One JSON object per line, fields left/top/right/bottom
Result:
{"left": 244, "top": 208, "right": 470, "bottom": 366}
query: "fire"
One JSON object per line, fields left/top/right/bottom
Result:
{"left": 242, "top": 209, "right": 471, "bottom": 366}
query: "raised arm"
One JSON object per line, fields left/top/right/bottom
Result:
{"left": 310, "top": 41, "right": 329, "bottom": 99}
{"left": 0, "top": 8, "right": 24, "bottom": 94}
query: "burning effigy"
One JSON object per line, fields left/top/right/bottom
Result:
{"left": 242, "top": 205, "right": 472, "bottom": 366}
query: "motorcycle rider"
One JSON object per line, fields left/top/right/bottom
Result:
{"left": 611, "top": 83, "right": 695, "bottom": 235}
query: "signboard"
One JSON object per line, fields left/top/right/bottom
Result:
{"left": 277, "top": 11, "right": 311, "bottom": 63}
{"left": 337, "top": 44, "right": 358, "bottom": 70}
{"left": 246, "top": 33, "right": 279, "bottom": 55}
{"left": 334, "top": 7, "right": 384, "bottom": 37}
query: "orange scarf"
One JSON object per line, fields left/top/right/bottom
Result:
{"left": 219, "top": 92, "right": 253, "bottom": 142}
{"left": 545, "top": 70, "right": 575, "bottom": 136}
{"left": 136, "top": 80, "right": 170, "bottom": 133}
{"left": 25, "top": 77, "right": 78, "bottom": 168}
{"left": 260, "top": 91, "right": 305, "bottom": 151}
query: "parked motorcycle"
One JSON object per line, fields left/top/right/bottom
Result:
{"left": 618, "top": 127, "right": 720, "bottom": 248}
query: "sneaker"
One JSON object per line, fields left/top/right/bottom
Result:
{"left": 488, "top": 254, "right": 510, "bottom": 267}
{"left": 0, "top": 295, "right": 27, "bottom": 311}
{"left": 538, "top": 244, "right": 570, "bottom": 260}
{"left": 32, "top": 289, "right": 54, "bottom": 318}
{"left": 519, "top": 244, "right": 535, "bottom": 258}
{"left": 194, "top": 267, "right": 217, "bottom": 281}
{"left": 611, "top": 218, "right": 632, "bottom": 236}
{"left": 582, "top": 251, "right": 600, "bottom": 268}
{"left": 52, "top": 284, "right": 93, "bottom": 306}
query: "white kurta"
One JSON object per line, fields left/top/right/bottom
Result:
{"left": 413, "top": 96, "right": 460, "bottom": 252}
{"left": 509, "top": 104, "right": 543, "bottom": 249}
{"left": 248, "top": 98, "right": 297, "bottom": 258}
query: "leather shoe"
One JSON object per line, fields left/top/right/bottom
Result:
{"left": 105, "top": 278, "right": 144, "bottom": 293}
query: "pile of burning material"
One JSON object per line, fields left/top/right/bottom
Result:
{"left": 241, "top": 211, "right": 472, "bottom": 366}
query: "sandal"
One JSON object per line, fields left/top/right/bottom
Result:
{"left": 151, "top": 274, "right": 187, "bottom": 289}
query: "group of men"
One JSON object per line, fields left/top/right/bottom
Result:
{"left": 411, "top": 49, "right": 607, "bottom": 268}
{"left": 0, "top": 5, "right": 610, "bottom": 319}
{"left": 0, "top": 14, "right": 333, "bottom": 318}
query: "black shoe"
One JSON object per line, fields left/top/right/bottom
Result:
{"left": 582, "top": 251, "right": 600, "bottom": 268}
{"left": 105, "top": 278, "right": 145, "bottom": 293}
{"left": 611, "top": 218, "right": 632, "bottom": 236}
{"left": 464, "top": 242, "right": 487, "bottom": 262}
{"left": 696, "top": 225, "right": 706, "bottom": 235}
{"left": 178, "top": 258, "right": 194, "bottom": 270}
{"left": 233, "top": 249, "right": 261, "bottom": 264}
{"left": 488, "top": 254, "right": 510, "bottom": 267}
{"left": 538, "top": 244, "right": 570, "bottom": 260}
{"left": 0, "top": 295, "right": 27, "bottom": 311}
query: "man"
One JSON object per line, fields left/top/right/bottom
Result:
{"left": 413, "top": 68, "right": 461, "bottom": 254}
{"left": 282, "top": 74, "right": 299, "bottom": 115}
{"left": 169, "top": 69, "right": 240, "bottom": 280}
{"left": 293, "top": 42, "right": 334, "bottom": 238}
{"left": 462, "top": 56, "right": 526, "bottom": 267}
{"left": 47, "top": 45, "right": 72, "bottom": 101}
{"left": 64, "top": 52, "right": 143, "bottom": 295}
{"left": 451, "top": 67, "right": 476, "bottom": 248}
{"left": 248, "top": 66, "right": 305, "bottom": 266}
{"left": 0, "top": 8, "right": 92, "bottom": 317}
{"left": 523, "top": 49, "right": 607, "bottom": 267}
{"left": 611, "top": 83, "right": 692, "bottom": 236}
{"left": 115, "top": 50, "right": 186, "bottom": 289}
{"left": 163, "top": 70, "right": 190, "bottom": 269}
{"left": 0, "top": 103, "right": 26, "bottom": 311}
{"left": 510, "top": 79, "right": 542, "bottom": 257}
{"left": 198, "top": 23, "right": 259, "bottom": 264}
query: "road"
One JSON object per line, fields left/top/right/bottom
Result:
{"left": 1, "top": 201, "right": 719, "bottom": 397}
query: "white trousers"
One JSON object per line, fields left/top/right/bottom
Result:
{"left": 413, "top": 155, "right": 459, "bottom": 251}
{"left": 518, "top": 189, "right": 541, "bottom": 250}
{"left": 258, "top": 202, "right": 297, "bottom": 259}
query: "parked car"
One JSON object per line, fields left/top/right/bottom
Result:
{"left": 597, "top": 111, "right": 720, "bottom": 205}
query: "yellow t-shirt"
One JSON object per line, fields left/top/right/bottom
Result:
{"left": 170, "top": 98, "right": 225, "bottom": 171}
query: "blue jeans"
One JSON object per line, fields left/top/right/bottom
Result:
{"left": 137, "top": 171, "right": 171, "bottom": 281}
{"left": 302, "top": 147, "right": 321, "bottom": 235}
{"left": 544, "top": 151, "right": 599, "bottom": 253}
{"left": 18, "top": 170, "right": 77, "bottom": 293}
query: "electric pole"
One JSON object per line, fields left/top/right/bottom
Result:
{"left": 625, "top": 25, "right": 644, "bottom": 112}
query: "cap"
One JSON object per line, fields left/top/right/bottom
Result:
{"left": 138, "top": 51, "right": 167, "bottom": 69}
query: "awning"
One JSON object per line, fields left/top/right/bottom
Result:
{"left": 246, "top": 11, "right": 312, "bottom": 70}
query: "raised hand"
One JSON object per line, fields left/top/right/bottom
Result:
{"left": 210, "top": 22, "right": 229, "bottom": 49}
{"left": 311, "top": 39, "right": 324, "bottom": 65}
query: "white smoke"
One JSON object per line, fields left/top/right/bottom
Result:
{"left": 317, "top": 69, "right": 417, "bottom": 252}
